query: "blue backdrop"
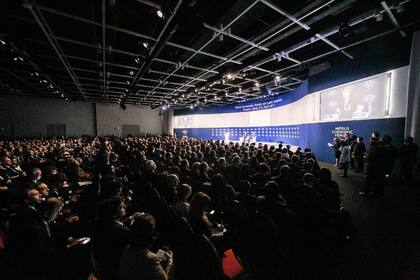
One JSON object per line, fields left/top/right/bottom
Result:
{"left": 174, "top": 117, "right": 405, "bottom": 163}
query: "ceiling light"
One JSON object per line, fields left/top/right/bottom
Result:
{"left": 156, "top": 9, "right": 164, "bottom": 18}
{"left": 254, "top": 81, "right": 260, "bottom": 87}
{"left": 129, "top": 70, "right": 134, "bottom": 76}
{"left": 225, "top": 73, "right": 233, "bottom": 80}
{"left": 0, "top": 39, "right": 6, "bottom": 46}
{"left": 134, "top": 57, "right": 141, "bottom": 64}
{"left": 238, "top": 86, "right": 242, "bottom": 92}
{"left": 142, "top": 42, "right": 149, "bottom": 49}
{"left": 126, "top": 81, "right": 130, "bottom": 85}
{"left": 13, "top": 56, "right": 24, "bottom": 62}
{"left": 375, "top": 13, "right": 383, "bottom": 22}
{"left": 189, "top": 105, "right": 194, "bottom": 110}
{"left": 274, "top": 75, "right": 281, "bottom": 82}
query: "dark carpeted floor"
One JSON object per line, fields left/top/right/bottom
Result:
{"left": 321, "top": 162, "right": 420, "bottom": 280}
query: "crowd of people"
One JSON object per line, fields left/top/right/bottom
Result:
{"left": 331, "top": 132, "right": 418, "bottom": 194}
{"left": 0, "top": 133, "right": 417, "bottom": 280}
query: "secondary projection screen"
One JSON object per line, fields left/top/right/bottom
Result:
{"left": 320, "top": 74, "right": 386, "bottom": 121}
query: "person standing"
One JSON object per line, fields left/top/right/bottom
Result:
{"left": 400, "top": 137, "right": 419, "bottom": 185}
{"left": 361, "top": 132, "right": 386, "bottom": 196}
{"left": 332, "top": 138, "right": 341, "bottom": 167}
{"left": 339, "top": 141, "right": 351, "bottom": 177}
{"left": 350, "top": 135, "right": 358, "bottom": 169}
{"left": 352, "top": 137, "right": 366, "bottom": 173}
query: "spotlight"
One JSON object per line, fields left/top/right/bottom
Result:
{"left": 142, "top": 42, "right": 149, "bottom": 49}
{"left": 156, "top": 9, "right": 164, "bottom": 18}
{"left": 225, "top": 73, "right": 233, "bottom": 80}
{"left": 274, "top": 75, "right": 281, "bottom": 82}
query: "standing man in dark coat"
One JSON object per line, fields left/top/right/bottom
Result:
{"left": 400, "top": 137, "right": 419, "bottom": 185}
{"left": 352, "top": 137, "right": 366, "bottom": 173}
{"left": 361, "top": 132, "right": 386, "bottom": 196}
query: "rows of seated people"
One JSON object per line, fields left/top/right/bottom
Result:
{"left": 0, "top": 135, "right": 352, "bottom": 280}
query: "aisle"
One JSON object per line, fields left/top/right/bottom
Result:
{"left": 321, "top": 163, "right": 420, "bottom": 280}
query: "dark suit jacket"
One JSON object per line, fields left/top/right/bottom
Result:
{"left": 91, "top": 219, "right": 130, "bottom": 280}
{"left": 7, "top": 205, "right": 52, "bottom": 278}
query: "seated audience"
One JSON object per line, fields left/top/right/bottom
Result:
{"left": 119, "top": 213, "right": 173, "bottom": 280}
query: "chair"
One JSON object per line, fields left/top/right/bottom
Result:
{"left": 191, "top": 234, "right": 227, "bottom": 280}
{"left": 171, "top": 217, "right": 196, "bottom": 280}
{"left": 245, "top": 211, "right": 283, "bottom": 280}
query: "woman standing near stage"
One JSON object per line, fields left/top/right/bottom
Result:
{"left": 332, "top": 137, "right": 341, "bottom": 167}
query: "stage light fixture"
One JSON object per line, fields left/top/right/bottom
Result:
{"left": 275, "top": 75, "right": 281, "bottom": 82}
{"left": 254, "top": 81, "right": 260, "bottom": 87}
{"left": 189, "top": 105, "right": 194, "bottom": 110}
{"left": 0, "top": 39, "right": 6, "bottom": 46}
{"left": 225, "top": 73, "right": 233, "bottom": 80}
{"left": 134, "top": 57, "right": 141, "bottom": 64}
{"left": 375, "top": 13, "right": 383, "bottom": 22}
{"left": 156, "top": 9, "right": 164, "bottom": 18}
{"left": 129, "top": 71, "right": 134, "bottom": 76}
{"left": 142, "top": 42, "right": 149, "bottom": 49}
{"left": 13, "top": 56, "right": 24, "bottom": 62}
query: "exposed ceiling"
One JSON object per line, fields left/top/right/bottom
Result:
{"left": 0, "top": 0, "right": 419, "bottom": 110}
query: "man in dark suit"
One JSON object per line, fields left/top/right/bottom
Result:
{"left": 7, "top": 188, "right": 53, "bottom": 280}
{"left": 91, "top": 196, "right": 130, "bottom": 280}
